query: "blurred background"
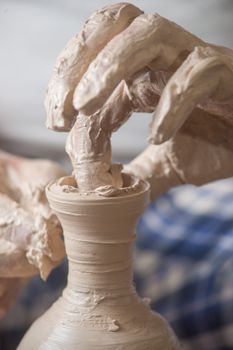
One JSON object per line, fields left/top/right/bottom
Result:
{"left": 0, "top": 1, "right": 233, "bottom": 350}
{"left": 1, "top": 0, "right": 233, "bottom": 163}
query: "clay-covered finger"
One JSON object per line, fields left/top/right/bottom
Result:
{"left": 150, "top": 46, "right": 233, "bottom": 144}
{"left": 65, "top": 81, "right": 134, "bottom": 192}
{"left": 128, "top": 69, "right": 168, "bottom": 113}
{"left": 74, "top": 13, "right": 203, "bottom": 114}
{"left": 124, "top": 143, "right": 183, "bottom": 201}
{"left": 45, "top": 3, "right": 142, "bottom": 131}
{"left": 99, "top": 80, "right": 134, "bottom": 132}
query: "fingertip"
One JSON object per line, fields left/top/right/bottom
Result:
{"left": 149, "top": 110, "right": 169, "bottom": 144}
{"left": 73, "top": 86, "right": 100, "bottom": 115}
{"left": 149, "top": 107, "right": 176, "bottom": 144}
{"left": 74, "top": 72, "right": 129, "bottom": 115}
{"left": 148, "top": 131, "right": 167, "bottom": 145}
{"left": 73, "top": 76, "right": 114, "bottom": 115}
{"left": 73, "top": 85, "right": 89, "bottom": 111}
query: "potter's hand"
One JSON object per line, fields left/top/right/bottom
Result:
{"left": 45, "top": 3, "right": 233, "bottom": 199}
{"left": 0, "top": 150, "right": 65, "bottom": 317}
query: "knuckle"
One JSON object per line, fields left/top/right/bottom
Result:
{"left": 135, "top": 13, "right": 168, "bottom": 28}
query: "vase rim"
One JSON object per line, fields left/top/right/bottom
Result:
{"left": 46, "top": 174, "right": 150, "bottom": 205}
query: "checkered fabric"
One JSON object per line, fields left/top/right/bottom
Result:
{"left": 135, "top": 178, "right": 233, "bottom": 350}
{"left": 1, "top": 178, "right": 233, "bottom": 350}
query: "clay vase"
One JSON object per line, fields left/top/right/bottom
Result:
{"left": 18, "top": 175, "right": 180, "bottom": 350}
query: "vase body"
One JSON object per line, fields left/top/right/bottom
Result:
{"left": 18, "top": 177, "right": 180, "bottom": 350}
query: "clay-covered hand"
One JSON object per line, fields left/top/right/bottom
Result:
{"left": 45, "top": 3, "right": 233, "bottom": 199}
{"left": 0, "top": 150, "right": 65, "bottom": 317}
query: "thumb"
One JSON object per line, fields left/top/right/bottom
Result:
{"left": 123, "top": 143, "right": 183, "bottom": 201}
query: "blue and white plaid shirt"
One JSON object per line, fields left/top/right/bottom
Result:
{"left": 136, "top": 178, "right": 233, "bottom": 350}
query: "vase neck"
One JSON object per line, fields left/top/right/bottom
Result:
{"left": 64, "top": 223, "right": 135, "bottom": 294}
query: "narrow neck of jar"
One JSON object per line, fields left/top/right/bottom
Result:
{"left": 64, "top": 226, "right": 135, "bottom": 293}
